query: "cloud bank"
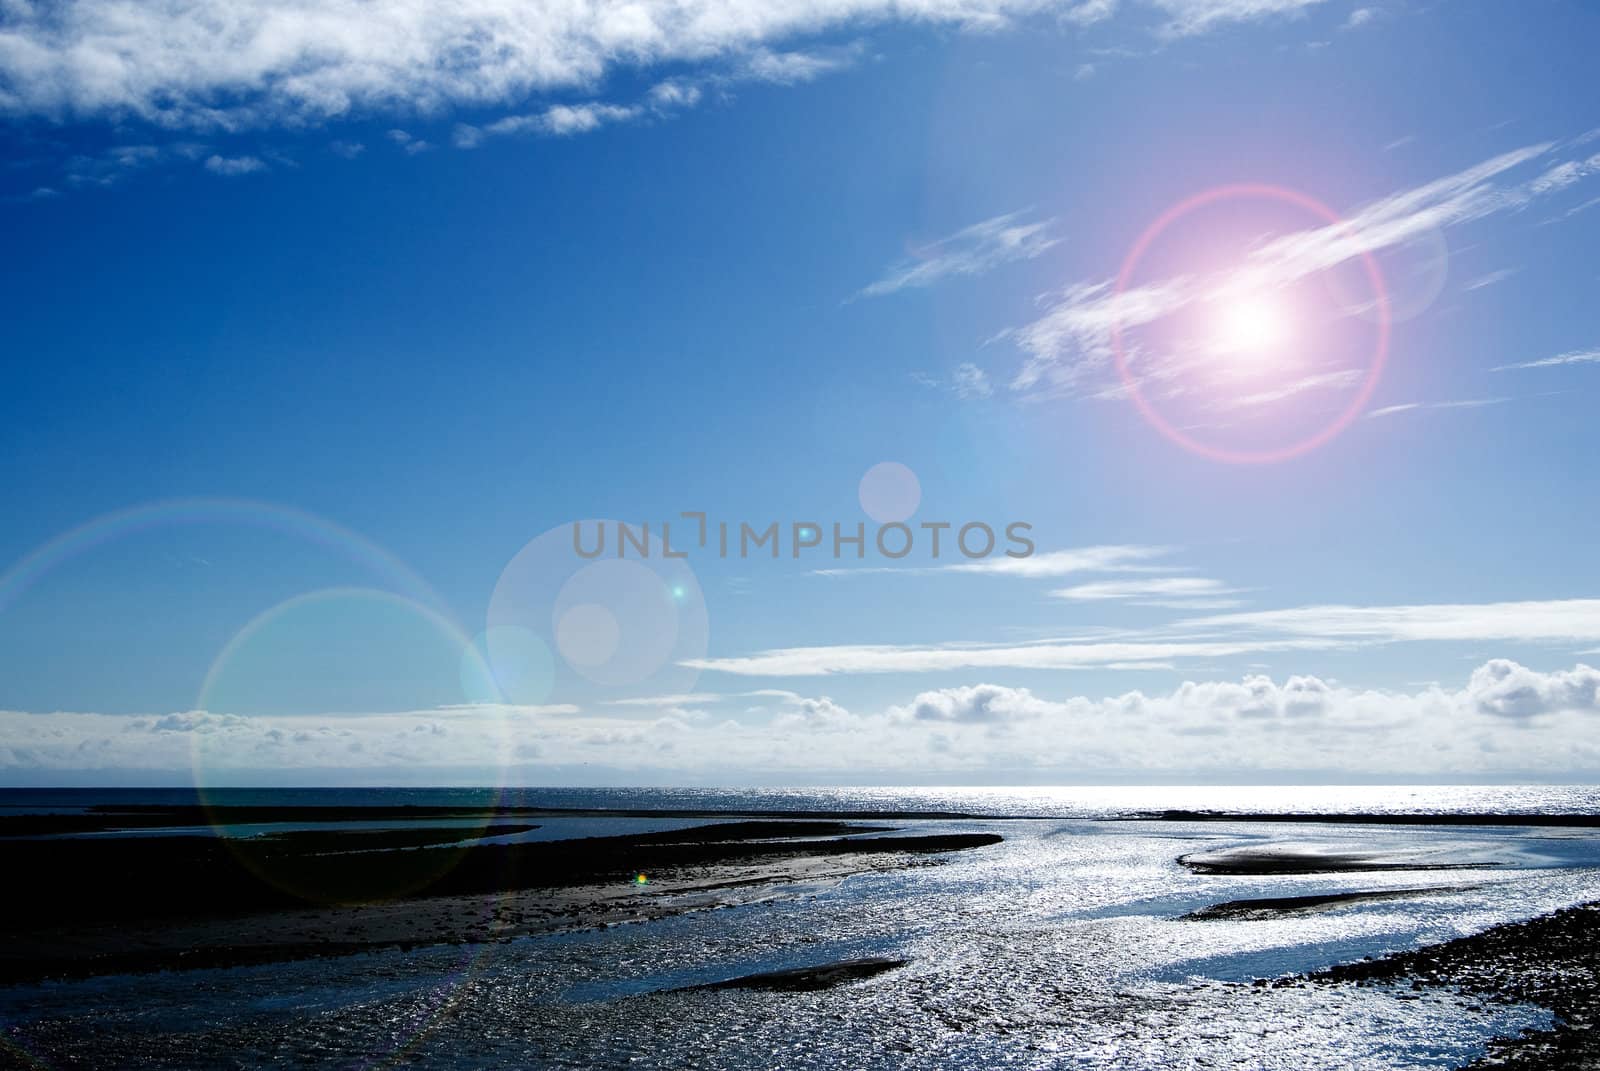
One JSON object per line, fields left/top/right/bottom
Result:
{"left": 6, "top": 659, "right": 1600, "bottom": 779}
{"left": 0, "top": 0, "right": 1340, "bottom": 131}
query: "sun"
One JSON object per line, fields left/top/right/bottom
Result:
{"left": 1212, "top": 292, "right": 1291, "bottom": 360}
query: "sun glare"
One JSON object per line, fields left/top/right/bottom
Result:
{"left": 1213, "top": 293, "right": 1291, "bottom": 360}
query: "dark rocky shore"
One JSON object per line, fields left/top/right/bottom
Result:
{"left": 1279, "top": 900, "right": 1600, "bottom": 1069}
{"left": 1147, "top": 810, "right": 1600, "bottom": 828}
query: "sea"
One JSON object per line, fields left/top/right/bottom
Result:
{"left": 4, "top": 785, "right": 1600, "bottom": 1069}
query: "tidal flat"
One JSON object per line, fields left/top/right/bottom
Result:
{"left": 3, "top": 791, "right": 1600, "bottom": 1069}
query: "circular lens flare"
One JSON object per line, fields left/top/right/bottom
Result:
{"left": 1112, "top": 183, "right": 1390, "bottom": 464}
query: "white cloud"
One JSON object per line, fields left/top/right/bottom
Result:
{"left": 1242, "top": 142, "right": 1554, "bottom": 280}
{"left": 688, "top": 598, "right": 1600, "bottom": 677}
{"left": 858, "top": 209, "right": 1061, "bottom": 298}
{"left": 1546, "top": 193, "right": 1600, "bottom": 223}
{"left": 454, "top": 102, "right": 642, "bottom": 148}
{"left": 0, "top": 0, "right": 1346, "bottom": 132}
{"left": 1494, "top": 347, "right": 1600, "bottom": 372}
{"left": 1153, "top": 0, "right": 1330, "bottom": 37}
{"left": 771, "top": 693, "right": 856, "bottom": 729}
{"left": 1467, "top": 659, "right": 1600, "bottom": 720}
{"left": 0, "top": 703, "right": 576, "bottom": 773}
{"left": 1050, "top": 576, "right": 1237, "bottom": 601}
{"left": 1217, "top": 369, "right": 1362, "bottom": 409}
{"left": 10, "top": 660, "right": 1600, "bottom": 777}
{"left": 0, "top": 1, "right": 884, "bottom": 128}
{"left": 606, "top": 693, "right": 723, "bottom": 707}
{"left": 908, "top": 362, "right": 997, "bottom": 399}
{"left": 1180, "top": 598, "right": 1600, "bottom": 645}
{"left": 203, "top": 153, "right": 265, "bottom": 175}
{"left": 946, "top": 544, "right": 1176, "bottom": 576}
{"left": 683, "top": 637, "right": 1334, "bottom": 676}
{"left": 812, "top": 543, "right": 1175, "bottom": 578}
{"left": 1063, "top": 0, "right": 1120, "bottom": 26}
{"left": 1367, "top": 397, "right": 1509, "bottom": 418}
{"left": 532, "top": 103, "right": 638, "bottom": 136}
{"left": 1463, "top": 267, "right": 1518, "bottom": 291}
{"left": 1528, "top": 152, "right": 1600, "bottom": 196}
{"left": 952, "top": 362, "right": 994, "bottom": 399}
{"left": 890, "top": 682, "right": 1057, "bottom": 723}
{"left": 739, "top": 45, "right": 853, "bottom": 85}
{"left": 647, "top": 79, "right": 703, "bottom": 109}
{"left": 450, "top": 44, "right": 856, "bottom": 150}
{"left": 1006, "top": 279, "right": 1186, "bottom": 394}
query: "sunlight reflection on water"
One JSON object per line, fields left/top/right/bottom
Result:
{"left": 4, "top": 813, "right": 1599, "bottom": 1068}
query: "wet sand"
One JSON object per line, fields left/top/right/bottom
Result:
{"left": 673, "top": 956, "right": 909, "bottom": 993}
{"left": 1179, "top": 845, "right": 1499, "bottom": 875}
{"left": 8, "top": 805, "right": 1598, "bottom": 1070}
{"left": 0, "top": 818, "right": 1000, "bottom": 984}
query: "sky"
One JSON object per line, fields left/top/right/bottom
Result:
{"left": 1, "top": 0, "right": 1599, "bottom": 785}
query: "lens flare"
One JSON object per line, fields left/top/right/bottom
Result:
{"left": 0, "top": 497, "right": 447, "bottom": 616}
{"left": 487, "top": 520, "right": 709, "bottom": 701}
{"left": 1112, "top": 183, "right": 1391, "bottom": 464}
{"left": 193, "top": 587, "right": 516, "bottom": 904}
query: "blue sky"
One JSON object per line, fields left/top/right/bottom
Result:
{"left": 2, "top": 0, "right": 1599, "bottom": 784}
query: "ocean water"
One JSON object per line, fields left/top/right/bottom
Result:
{"left": 6, "top": 783, "right": 1600, "bottom": 817}
{"left": 4, "top": 787, "right": 1600, "bottom": 1069}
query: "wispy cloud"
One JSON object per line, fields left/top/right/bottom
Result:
{"left": 1342, "top": 7, "right": 1377, "bottom": 30}
{"left": 1217, "top": 369, "right": 1362, "bottom": 409}
{"left": 857, "top": 210, "right": 1061, "bottom": 298}
{"left": 451, "top": 45, "right": 858, "bottom": 150}
{"left": 605, "top": 693, "right": 724, "bottom": 708}
{"left": 1005, "top": 279, "right": 1187, "bottom": 394}
{"left": 740, "top": 45, "right": 856, "bottom": 85}
{"left": 952, "top": 363, "right": 994, "bottom": 399}
{"left": 813, "top": 544, "right": 1176, "bottom": 578}
{"left": 683, "top": 637, "right": 1334, "bottom": 676}
{"left": 1154, "top": 0, "right": 1333, "bottom": 38}
{"left": 385, "top": 129, "right": 433, "bottom": 154}
{"left": 1463, "top": 267, "right": 1519, "bottom": 291}
{"left": 1367, "top": 397, "right": 1510, "bottom": 418}
{"left": 1178, "top": 598, "right": 1600, "bottom": 645}
{"left": 911, "top": 363, "right": 996, "bottom": 399}
{"left": 1050, "top": 576, "right": 1240, "bottom": 603}
{"left": 1494, "top": 347, "right": 1600, "bottom": 372}
{"left": 1007, "top": 138, "right": 1600, "bottom": 398}
{"left": 455, "top": 103, "right": 642, "bottom": 148}
{"left": 202, "top": 154, "right": 265, "bottom": 176}
{"left": 687, "top": 597, "right": 1600, "bottom": 677}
